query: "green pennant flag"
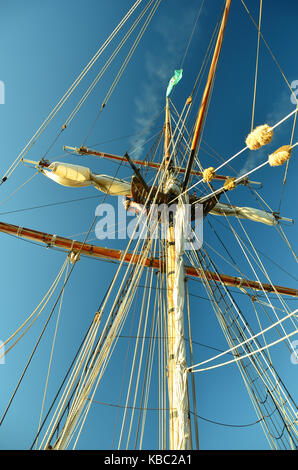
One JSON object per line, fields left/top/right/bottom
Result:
{"left": 166, "top": 69, "right": 183, "bottom": 97}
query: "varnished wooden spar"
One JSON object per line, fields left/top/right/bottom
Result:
{"left": 0, "top": 220, "right": 296, "bottom": 297}
{"left": 182, "top": 0, "right": 232, "bottom": 191}
{"left": 63, "top": 146, "right": 261, "bottom": 187}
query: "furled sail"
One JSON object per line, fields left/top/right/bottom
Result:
{"left": 91, "top": 174, "right": 131, "bottom": 196}
{"left": 42, "top": 162, "right": 131, "bottom": 196}
{"left": 210, "top": 202, "right": 277, "bottom": 226}
{"left": 43, "top": 164, "right": 278, "bottom": 225}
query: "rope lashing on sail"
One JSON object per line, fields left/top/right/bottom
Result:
{"left": 202, "top": 167, "right": 216, "bottom": 183}
{"left": 245, "top": 124, "right": 273, "bottom": 150}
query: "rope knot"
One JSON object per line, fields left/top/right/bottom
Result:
{"left": 245, "top": 124, "right": 273, "bottom": 150}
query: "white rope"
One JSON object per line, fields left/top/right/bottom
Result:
{"left": 188, "top": 308, "right": 298, "bottom": 370}
{"left": 190, "top": 329, "right": 298, "bottom": 373}
{"left": 119, "top": 245, "right": 157, "bottom": 449}
{"left": 139, "top": 289, "right": 159, "bottom": 448}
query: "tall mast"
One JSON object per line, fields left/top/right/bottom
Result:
{"left": 164, "top": 0, "right": 232, "bottom": 449}
{"left": 182, "top": 0, "right": 232, "bottom": 191}
{"left": 163, "top": 97, "right": 192, "bottom": 449}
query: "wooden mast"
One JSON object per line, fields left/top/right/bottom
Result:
{"left": 163, "top": 97, "right": 191, "bottom": 449}
{"left": 182, "top": 0, "right": 232, "bottom": 191}
{"left": 165, "top": 0, "right": 232, "bottom": 449}
{"left": 164, "top": 97, "right": 175, "bottom": 449}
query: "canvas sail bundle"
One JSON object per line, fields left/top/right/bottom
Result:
{"left": 43, "top": 162, "right": 131, "bottom": 196}
{"left": 210, "top": 202, "right": 277, "bottom": 226}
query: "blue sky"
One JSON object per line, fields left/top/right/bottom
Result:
{"left": 0, "top": 0, "right": 297, "bottom": 450}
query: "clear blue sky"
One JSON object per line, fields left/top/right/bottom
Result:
{"left": 0, "top": 0, "right": 297, "bottom": 450}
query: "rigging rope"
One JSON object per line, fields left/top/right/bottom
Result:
{"left": 250, "top": 0, "right": 263, "bottom": 132}
{"left": 220, "top": 190, "right": 296, "bottom": 321}
{"left": 179, "top": 0, "right": 205, "bottom": 69}
{"left": 66, "top": 0, "right": 160, "bottom": 132}
{"left": 212, "top": 197, "right": 296, "bottom": 351}
{"left": 186, "top": 242, "right": 297, "bottom": 448}
{"left": 40, "top": 138, "right": 177, "bottom": 447}
{"left": 0, "top": 257, "right": 69, "bottom": 361}
{"left": 240, "top": 0, "right": 298, "bottom": 215}
{"left": 0, "top": 194, "right": 106, "bottom": 216}
{"left": 188, "top": 308, "right": 298, "bottom": 371}
{"left": 87, "top": 399, "right": 263, "bottom": 428}
{"left": 35, "top": 259, "right": 70, "bottom": 449}
{"left": 0, "top": 171, "right": 38, "bottom": 208}
{"left": 3, "top": 156, "right": 127, "bottom": 436}
{"left": 0, "top": 254, "right": 78, "bottom": 427}
{"left": 171, "top": 107, "right": 298, "bottom": 204}
{"left": 190, "top": 327, "right": 297, "bottom": 373}
{"left": 0, "top": 0, "right": 144, "bottom": 184}
{"left": 188, "top": 235, "right": 297, "bottom": 411}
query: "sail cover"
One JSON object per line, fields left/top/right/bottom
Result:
{"left": 43, "top": 162, "right": 131, "bottom": 196}
{"left": 210, "top": 202, "right": 278, "bottom": 226}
